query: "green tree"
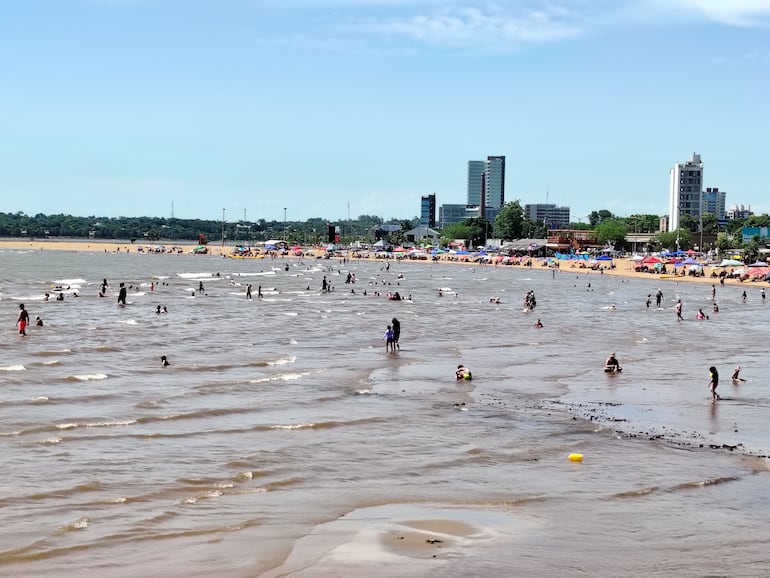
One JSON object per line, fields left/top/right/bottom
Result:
{"left": 441, "top": 223, "right": 475, "bottom": 247}
{"left": 494, "top": 201, "right": 525, "bottom": 241}
{"left": 596, "top": 220, "right": 628, "bottom": 248}
{"left": 701, "top": 213, "right": 718, "bottom": 234}
{"left": 655, "top": 229, "right": 693, "bottom": 251}
{"left": 679, "top": 214, "right": 699, "bottom": 233}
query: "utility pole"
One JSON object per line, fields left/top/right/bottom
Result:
{"left": 221, "top": 208, "right": 226, "bottom": 251}
{"left": 283, "top": 207, "right": 287, "bottom": 242}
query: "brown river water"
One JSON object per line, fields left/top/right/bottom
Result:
{"left": 1, "top": 249, "right": 769, "bottom": 577}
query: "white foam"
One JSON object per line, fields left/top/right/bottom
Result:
{"left": 54, "top": 278, "right": 87, "bottom": 285}
{"left": 85, "top": 419, "right": 137, "bottom": 428}
{"left": 178, "top": 272, "right": 214, "bottom": 279}
{"left": 267, "top": 356, "right": 297, "bottom": 366}
{"left": 0, "top": 364, "right": 25, "bottom": 371}
{"left": 56, "top": 423, "right": 78, "bottom": 430}
{"left": 72, "top": 374, "right": 108, "bottom": 381}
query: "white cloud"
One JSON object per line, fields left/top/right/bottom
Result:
{"left": 656, "top": 0, "right": 770, "bottom": 26}
{"left": 364, "top": 4, "right": 584, "bottom": 47}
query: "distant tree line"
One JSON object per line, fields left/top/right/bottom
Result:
{"left": 2, "top": 208, "right": 768, "bottom": 256}
{"left": 0, "top": 212, "right": 400, "bottom": 245}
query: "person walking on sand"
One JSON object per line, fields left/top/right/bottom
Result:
{"left": 391, "top": 317, "right": 401, "bottom": 350}
{"left": 17, "top": 303, "right": 29, "bottom": 336}
{"left": 708, "top": 366, "right": 720, "bottom": 401}
{"left": 675, "top": 299, "right": 683, "bottom": 321}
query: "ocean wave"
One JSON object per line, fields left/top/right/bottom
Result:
{"left": 84, "top": 419, "right": 137, "bottom": 428}
{"left": 29, "top": 437, "right": 62, "bottom": 445}
{"left": 267, "top": 356, "right": 297, "bottom": 366}
{"left": 117, "top": 319, "right": 138, "bottom": 325}
{"left": 32, "top": 349, "right": 71, "bottom": 356}
{"left": 67, "top": 374, "right": 108, "bottom": 382}
{"left": 57, "top": 517, "right": 89, "bottom": 533}
{"left": 249, "top": 370, "right": 313, "bottom": 384}
{"left": 53, "top": 278, "right": 87, "bottom": 286}
{"left": 0, "top": 364, "right": 25, "bottom": 371}
{"left": 42, "top": 360, "right": 60, "bottom": 366}
{"left": 177, "top": 272, "right": 215, "bottom": 279}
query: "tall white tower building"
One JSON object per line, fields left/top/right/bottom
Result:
{"left": 668, "top": 152, "right": 703, "bottom": 232}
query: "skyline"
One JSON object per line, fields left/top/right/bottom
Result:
{"left": 2, "top": 1, "right": 769, "bottom": 223}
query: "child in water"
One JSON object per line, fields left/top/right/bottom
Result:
{"left": 708, "top": 366, "right": 720, "bottom": 401}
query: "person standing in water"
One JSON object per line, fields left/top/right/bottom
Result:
{"left": 708, "top": 366, "right": 720, "bottom": 401}
{"left": 391, "top": 317, "right": 401, "bottom": 350}
{"left": 383, "top": 325, "right": 395, "bottom": 353}
{"left": 675, "top": 299, "right": 683, "bottom": 321}
{"left": 161, "top": 355, "right": 170, "bottom": 367}
{"left": 17, "top": 304, "right": 29, "bottom": 336}
{"left": 246, "top": 284, "right": 252, "bottom": 300}
{"left": 731, "top": 365, "right": 746, "bottom": 384}
{"left": 117, "top": 282, "right": 127, "bottom": 305}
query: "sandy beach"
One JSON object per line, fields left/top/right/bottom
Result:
{"left": 2, "top": 238, "right": 767, "bottom": 289}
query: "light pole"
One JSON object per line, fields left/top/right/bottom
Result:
{"left": 283, "top": 207, "right": 287, "bottom": 243}
{"left": 221, "top": 208, "right": 226, "bottom": 251}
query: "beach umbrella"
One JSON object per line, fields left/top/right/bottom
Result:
{"left": 642, "top": 256, "right": 661, "bottom": 264}
{"left": 682, "top": 257, "right": 700, "bottom": 265}
{"left": 717, "top": 259, "right": 743, "bottom": 267}
{"left": 630, "top": 255, "right": 644, "bottom": 261}
{"left": 596, "top": 254, "right": 612, "bottom": 261}
{"left": 748, "top": 261, "right": 769, "bottom": 267}
{"left": 746, "top": 267, "right": 767, "bottom": 277}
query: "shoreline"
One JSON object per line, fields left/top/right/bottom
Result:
{"left": 2, "top": 238, "right": 767, "bottom": 289}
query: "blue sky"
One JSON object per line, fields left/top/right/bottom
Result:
{"left": 1, "top": 0, "right": 769, "bottom": 224}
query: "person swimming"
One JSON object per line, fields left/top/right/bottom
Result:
{"left": 534, "top": 318, "right": 543, "bottom": 328}
{"left": 161, "top": 355, "right": 170, "bottom": 367}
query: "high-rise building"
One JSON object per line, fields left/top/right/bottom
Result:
{"left": 466, "top": 161, "right": 486, "bottom": 207}
{"left": 524, "top": 203, "right": 571, "bottom": 229}
{"left": 668, "top": 152, "right": 703, "bottom": 231}
{"left": 420, "top": 194, "right": 436, "bottom": 228}
{"left": 485, "top": 156, "right": 505, "bottom": 209}
{"left": 439, "top": 204, "right": 470, "bottom": 229}
{"left": 701, "top": 187, "right": 726, "bottom": 220}
{"left": 466, "top": 156, "right": 506, "bottom": 209}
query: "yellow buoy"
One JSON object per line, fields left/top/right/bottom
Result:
{"left": 568, "top": 453, "right": 583, "bottom": 462}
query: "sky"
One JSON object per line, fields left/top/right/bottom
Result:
{"left": 1, "top": 0, "right": 769, "bottom": 224}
